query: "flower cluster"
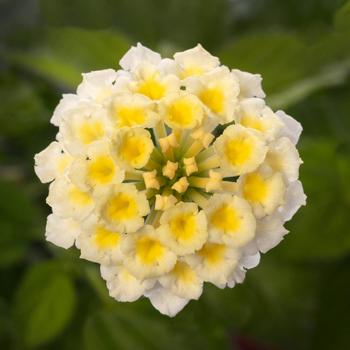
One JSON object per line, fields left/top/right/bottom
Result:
{"left": 34, "top": 44, "right": 306, "bottom": 317}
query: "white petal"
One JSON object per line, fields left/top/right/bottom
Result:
{"left": 232, "top": 69, "right": 265, "bottom": 99}
{"left": 50, "top": 94, "right": 83, "bottom": 126}
{"left": 256, "top": 215, "right": 289, "bottom": 253}
{"left": 240, "top": 252, "right": 260, "bottom": 269}
{"left": 145, "top": 285, "right": 189, "bottom": 317}
{"left": 278, "top": 180, "right": 306, "bottom": 221}
{"left": 45, "top": 214, "right": 80, "bottom": 249}
{"left": 119, "top": 43, "right": 161, "bottom": 71}
{"left": 276, "top": 110, "right": 302, "bottom": 145}
{"left": 102, "top": 265, "right": 155, "bottom": 302}
{"left": 77, "top": 69, "right": 118, "bottom": 101}
{"left": 34, "top": 141, "right": 64, "bottom": 183}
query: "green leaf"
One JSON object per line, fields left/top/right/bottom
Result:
{"left": 0, "top": 180, "right": 43, "bottom": 267}
{"left": 238, "top": 256, "right": 321, "bottom": 349}
{"left": 83, "top": 306, "right": 188, "bottom": 350}
{"left": 334, "top": 0, "right": 350, "bottom": 32}
{"left": 0, "top": 74, "right": 49, "bottom": 138}
{"left": 277, "top": 138, "right": 350, "bottom": 260}
{"left": 10, "top": 27, "right": 131, "bottom": 88}
{"left": 14, "top": 261, "right": 76, "bottom": 347}
{"left": 311, "top": 260, "right": 350, "bottom": 349}
{"left": 219, "top": 33, "right": 307, "bottom": 95}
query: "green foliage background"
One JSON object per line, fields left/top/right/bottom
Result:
{"left": 1, "top": 0, "right": 350, "bottom": 349}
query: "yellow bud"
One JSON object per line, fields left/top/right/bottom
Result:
{"left": 172, "top": 177, "right": 189, "bottom": 193}
{"left": 162, "top": 161, "right": 178, "bottom": 179}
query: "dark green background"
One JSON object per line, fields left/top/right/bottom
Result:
{"left": 1, "top": 0, "right": 350, "bottom": 349}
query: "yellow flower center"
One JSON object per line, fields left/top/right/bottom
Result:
{"left": 225, "top": 136, "right": 253, "bottom": 166}
{"left": 199, "top": 86, "right": 224, "bottom": 114}
{"left": 94, "top": 226, "right": 120, "bottom": 249}
{"left": 243, "top": 173, "right": 268, "bottom": 203}
{"left": 69, "top": 187, "right": 92, "bottom": 206}
{"left": 136, "top": 236, "right": 165, "bottom": 264}
{"left": 181, "top": 66, "right": 204, "bottom": 79}
{"left": 137, "top": 77, "right": 166, "bottom": 100}
{"left": 115, "top": 106, "right": 146, "bottom": 127}
{"left": 87, "top": 156, "right": 115, "bottom": 185}
{"left": 169, "top": 212, "right": 197, "bottom": 241}
{"left": 240, "top": 115, "right": 265, "bottom": 132}
{"left": 172, "top": 261, "right": 195, "bottom": 283}
{"left": 105, "top": 193, "right": 138, "bottom": 221}
{"left": 198, "top": 243, "right": 226, "bottom": 266}
{"left": 167, "top": 97, "right": 201, "bottom": 128}
{"left": 77, "top": 121, "right": 104, "bottom": 144}
{"left": 57, "top": 155, "right": 71, "bottom": 175}
{"left": 210, "top": 204, "right": 240, "bottom": 233}
{"left": 118, "top": 134, "right": 153, "bottom": 168}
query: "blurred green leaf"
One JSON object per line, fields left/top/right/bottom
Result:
{"left": 243, "top": 256, "right": 320, "bottom": 349}
{"left": 334, "top": 0, "right": 350, "bottom": 31}
{"left": 14, "top": 261, "right": 76, "bottom": 347}
{"left": 278, "top": 138, "right": 350, "bottom": 260}
{"left": 83, "top": 306, "right": 188, "bottom": 350}
{"left": 0, "top": 180, "right": 43, "bottom": 266}
{"left": 220, "top": 33, "right": 307, "bottom": 95}
{"left": 0, "top": 74, "right": 48, "bottom": 138}
{"left": 38, "top": 0, "right": 232, "bottom": 50}
{"left": 311, "top": 260, "right": 350, "bottom": 349}
{"left": 9, "top": 27, "right": 130, "bottom": 88}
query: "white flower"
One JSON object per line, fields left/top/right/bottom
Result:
{"left": 238, "top": 167, "right": 286, "bottom": 218}
{"left": 46, "top": 177, "right": 94, "bottom": 221}
{"left": 186, "top": 66, "right": 239, "bottom": 124}
{"left": 160, "top": 92, "right": 204, "bottom": 130}
{"left": 145, "top": 285, "right": 189, "bottom": 317}
{"left": 108, "top": 93, "right": 159, "bottom": 128}
{"left": 35, "top": 43, "right": 305, "bottom": 317}
{"left": 101, "top": 183, "right": 150, "bottom": 232}
{"left": 76, "top": 216, "right": 124, "bottom": 265}
{"left": 101, "top": 265, "right": 155, "bottom": 302}
{"left": 45, "top": 214, "right": 81, "bottom": 249}
{"left": 265, "top": 137, "right": 302, "bottom": 182}
{"left": 236, "top": 98, "right": 284, "bottom": 141}
{"left": 119, "top": 43, "right": 162, "bottom": 71}
{"left": 58, "top": 101, "right": 113, "bottom": 155}
{"left": 232, "top": 69, "right": 265, "bottom": 99}
{"left": 204, "top": 193, "right": 256, "bottom": 247}
{"left": 69, "top": 140, "right": 124, "bottom": 192}
{"left": 158, "top": 259, "right": 203, "bottom": 300}
{"left": 186, "top": 242, "right": 239, "bottom": 288}
{"left": 158, "top": 202, "right": 208, "bottom": 255}
{"left": 174, "top": 44, "right": 220, "bottom": 79}
{"left": 113, "top": 127, "right": 154, "bottom": 169}
{"left": 76, "top": 69, "right": 119, "bottom": 103}
{"left": 214, "top": 124, "right": 267, "bottom": 176}
{"left": 276, "top": 110, "right": 303, "bottom": 145}
{"left": 34, "top": 141, "right": 72, "bottom": 183}
{"left": 50, "top": 94, "right": 83, "bottom": 126}
{"left": 122, "top": 225, "right": 177, "bottom": 279}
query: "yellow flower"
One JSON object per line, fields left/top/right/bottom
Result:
{"left": 186, "top": 66, "right": 239, "bottom": 124}
{"left": 239, "top": 167, "right": 286, "bottom": 218}
{"left": 158, "top": 202, "right": 208, "bottom": 255}
{"left": 214, "top": 124, "right": 267, "bottom": 176}
{"left": 122, "top": 225, "right": 177, "bottom": 279}
{"left": 160, "top": 92, "right": 204, "bottom": 130}
{"left": 204, "top": 194, "right": 256, "bottom": 247}
{"left": 35, "top": 43, "right": 305, "bottom": 317}
{"left": 101, "top": 183, "right": 150, "bottom": 232}
{"left": 113, "top": 128, "right": 154, "bottom": 169}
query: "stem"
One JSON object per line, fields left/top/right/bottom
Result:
{"left": 197, "top": 155, "right": 220, "bottom": 172}
{"left": 185, "top": 188, "right": 209, "bottom": 208}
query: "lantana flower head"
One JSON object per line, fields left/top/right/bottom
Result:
{"left": 35, "top": 43, "right": 306, "bottom": 317}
